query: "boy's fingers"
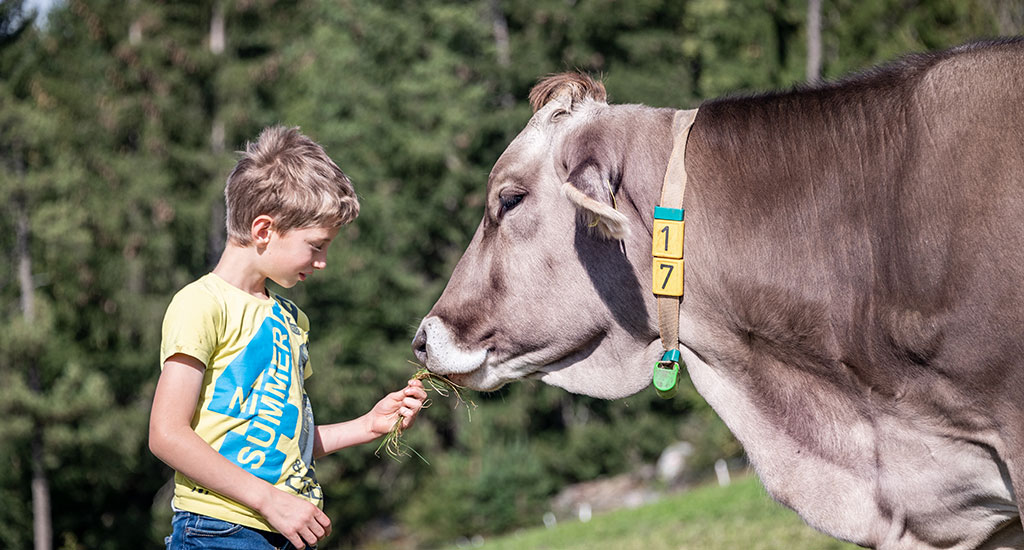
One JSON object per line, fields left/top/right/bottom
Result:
{"left": 316, "top": 507, "right": 331, "bottom": 539}
{"left": 315, "top": 507, "right": 331, "bottom": 528}
{"left": 285, "top": 532, "right": 305, "bottom": 549}
{"left": 406, "top": 380, "right": 426, "bottom": 392}
{"left": 404, "top": 385, "right": 428, "bottom": 399}
{"left": 299, "top": 526, "right": 318, "bottom": 546}
{"left": 399, "top": 404, "right": 422, "bottom": 418}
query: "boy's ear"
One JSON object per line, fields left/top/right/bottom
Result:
{"left": 252, "top": 215, "right": 274, "bottom": 245}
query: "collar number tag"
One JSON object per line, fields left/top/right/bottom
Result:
{"left": 652, "top": 207, "right": 684, "bottom": 297}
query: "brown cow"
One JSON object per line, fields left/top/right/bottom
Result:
{"left": 413, "top": 38, "right": 1024, "bottom": 549}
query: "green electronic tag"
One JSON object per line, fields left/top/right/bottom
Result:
{"left": 652, "top": 349, "right": 682, "bottom": 399}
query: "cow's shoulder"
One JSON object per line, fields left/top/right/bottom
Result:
{"left": 913, "top": 37, "right": 1024, "bottom": 105}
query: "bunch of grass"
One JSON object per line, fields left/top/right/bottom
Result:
{"left": 376, "top": 364, "right": 475, "bottom": 463}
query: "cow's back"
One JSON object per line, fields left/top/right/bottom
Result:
{"left": 685, "top": 38, "right": 1024, "bottom": 402}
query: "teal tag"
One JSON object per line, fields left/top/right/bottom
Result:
{"left": 654, "top": 206, "right": 684, "bottom": 221}
{"left": 652, "top": 350, "right": 682, "bottom": 399}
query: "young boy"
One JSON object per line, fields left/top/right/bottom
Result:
{"left": 149, "top": 126, "right": 427, "bottom": 550}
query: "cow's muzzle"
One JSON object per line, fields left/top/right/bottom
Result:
{"left": 411, "top": 316, "right": 488, "bottom": 376}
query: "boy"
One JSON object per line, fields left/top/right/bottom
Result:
{"left": 149, "top": 126, "right": 427, "bottom": 549}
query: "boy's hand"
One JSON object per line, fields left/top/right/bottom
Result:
{"left": 369, "top": 379, "right": 428, "bottom": 436}
{"left": 258, "top": 487, "right": 331, "bottom": 548}
{"left": 312, "top": 380, "right": 428, "bottom": 458}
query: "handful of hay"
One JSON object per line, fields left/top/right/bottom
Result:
{"left": 375, "top": 364, "right": 475, "bottom": 463}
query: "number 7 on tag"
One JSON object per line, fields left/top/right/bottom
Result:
{"left": 652, "top": 258, "right": 684, "bottom": 296}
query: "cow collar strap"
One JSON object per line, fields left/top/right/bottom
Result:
{"left": 651, "top": 108, "right": 698, "bottom": 399}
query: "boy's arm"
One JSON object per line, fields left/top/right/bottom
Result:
{"left": 149, "top": 353, "right": 330, "bottom": 548}
{"left": 313, "top": 379, "right": 427, "bottom": 458}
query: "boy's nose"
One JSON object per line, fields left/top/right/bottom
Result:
{"left": 313, "top": 259, "right": 327, "bottom": 270}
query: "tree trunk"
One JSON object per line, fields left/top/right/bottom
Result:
{"left": 806, "top": 0, "right": 822, "bottom": 82}
{"left": 210, "top": 0, "right": 225, "bottom": 56}
{"left": 994, "top": 0, "right": 1023, "bottom": 36}
{"left": 208, "top": 0, "right": 227, "bottom": 268}
{"left": 16, "top": 196, "right": 51, "bottom": 550}
{"left": 488, "top": 0, "right": 514, "bottom": 108}
{"left": 31, "top": 438, "right": 51, "bottom": 550}
{"left": 488, "top": 0, "right": 510, "bottom": 68}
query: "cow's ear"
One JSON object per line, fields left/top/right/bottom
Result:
{"left": 562, "top": 174, "right": 630, "bottom": 241}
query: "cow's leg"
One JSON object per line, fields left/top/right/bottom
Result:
{"left": 995, "top": 425, "right": 1024, "bottom": 548}
{"left": 976, "top": 518, "right": 1023, "bottom": 550}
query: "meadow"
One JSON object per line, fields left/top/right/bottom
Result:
{"left": 450, "top": 475, "right": 862, "bottom": 550}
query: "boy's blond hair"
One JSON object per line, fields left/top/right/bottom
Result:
{"left": 225, "top": 126, "right": 359, "bottom": 245}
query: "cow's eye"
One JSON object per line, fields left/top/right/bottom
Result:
{"left": 550, "top": 108, "right": 569, "bottom": 122}
{"left": 499, "top": 192, "right": 525, "bottom": 214}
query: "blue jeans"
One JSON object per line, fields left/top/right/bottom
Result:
{"left": 165, "top": 511, "right": 316, "bottom": 550}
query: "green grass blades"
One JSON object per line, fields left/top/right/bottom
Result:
{"left": 449, "top": 475, "right": 861, "bottom": 550}
{"left": 375, "top": 365, "right": 475, "bottom": 463}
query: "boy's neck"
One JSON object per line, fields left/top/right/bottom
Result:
{"left": 212, "top": 242, "right": 270, "bottom": 299}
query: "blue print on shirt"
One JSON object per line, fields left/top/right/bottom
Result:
{"left": 208, "top": 302, "right": 299, "bottom": 483}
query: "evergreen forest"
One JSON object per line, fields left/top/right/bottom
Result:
{"left": 1, "top": 0, "right": 1019, "bottom": 548}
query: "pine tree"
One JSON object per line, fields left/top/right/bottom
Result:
{"left": 1, "top": 3, "right": 63, "bottom": 548}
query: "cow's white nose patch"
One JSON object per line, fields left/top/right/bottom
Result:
{"left": 417, "top": 317, "right": 487, "bottom": 375}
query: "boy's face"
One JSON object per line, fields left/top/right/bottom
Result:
{"left": 261, "top": 224, "right": 341, "bottom": 288}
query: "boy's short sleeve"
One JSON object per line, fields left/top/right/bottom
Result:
{"left": 160, "top": 283, "right": 222, "bottom": 368}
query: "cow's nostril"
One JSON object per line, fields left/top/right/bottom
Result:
{"left": 412, "top": 327, "right": 428, "bottom": 363}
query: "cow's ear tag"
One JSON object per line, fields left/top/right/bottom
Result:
{"left": 653, "top": 349, "right": 682, "bottom": 399}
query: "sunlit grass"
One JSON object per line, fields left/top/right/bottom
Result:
{"left": 447, "top": 474, "right": 861, "bottom": 550}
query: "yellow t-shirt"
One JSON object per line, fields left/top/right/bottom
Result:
{"left": 160, "top": 273, "right": 321, "bottom": 531}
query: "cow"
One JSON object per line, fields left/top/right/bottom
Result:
{"left": 412, "top": 38, "right": 1024, "bottom": 550}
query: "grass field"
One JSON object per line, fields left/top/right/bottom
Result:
{"left": 447, "top": 474, "right": 862, "bottom": 550}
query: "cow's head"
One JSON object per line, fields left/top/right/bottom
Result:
{"left": 413, "top": 73, "right": 681, "bottom": 398}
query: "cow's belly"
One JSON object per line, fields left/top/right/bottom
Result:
{"left": 681, "top": 346, "right": 1020, "bottom": 550}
